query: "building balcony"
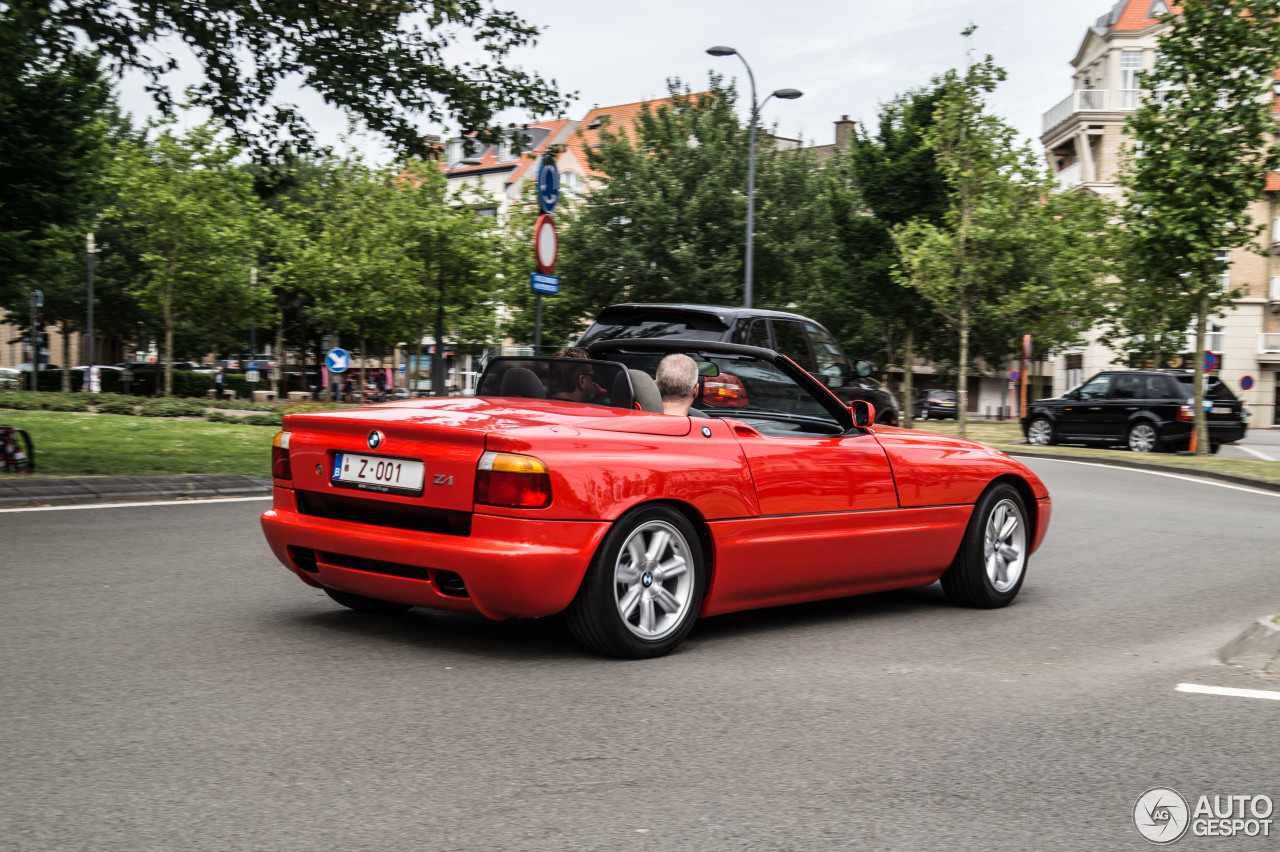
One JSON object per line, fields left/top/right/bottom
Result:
{"left": 1053, "top": 161, "right": 1083, "bottom": 189}
{"left": 1261, "top": 333, "right": 1280, "bottom": 356}
{"left": 1271, "top": 275, "right": 1280, "bottom": 301}
{"left": 1043, "top": 89, "right": 1140, "bottom": 134}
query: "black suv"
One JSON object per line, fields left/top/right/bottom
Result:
{"left": 576, "top": 303, "right": 900, "bottom": 425}
{"left": 1021, "top": 370, "right": 1246, "bottom": 453}
{"left": 912, "top": 389, "right": 958, "bottom": 420}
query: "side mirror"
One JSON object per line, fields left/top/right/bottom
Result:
{"left": 852, "top": 359, "right": 874, "bottom": 379}
{"left": 851, "top": 400, "right": 876, "bottom": 428}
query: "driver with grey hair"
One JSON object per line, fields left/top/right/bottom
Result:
{"left": 655, "top": 353, "right": 699, "bottom": 416}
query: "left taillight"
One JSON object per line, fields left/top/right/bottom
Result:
{"left": 475, "top": 451, "right": 551, "bottom": 509}
{"left": 272, "top": 430, "right": 292, "bottom": 480}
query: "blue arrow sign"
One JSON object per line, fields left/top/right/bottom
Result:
{"left": 531, "top": 272, "right": 560, "bottom": 295}
{"left": 248, "top": 361, "right": 259, "bottom": 371}
{"left": 537, "top": 158, "right": 560, "bottom": 214}
{"left": 325, "top": 348, "right": 351, "bottom": 373}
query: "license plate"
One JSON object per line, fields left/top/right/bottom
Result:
{"left": 332, "top": 453, "right": 425, "bottom": 494}
{"left": 1211, "top": 406, "right": 1232, "bottom": 414}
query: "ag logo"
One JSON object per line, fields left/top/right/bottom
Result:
{"left": 1134, "top": 787, "right": 1190, "bottom": 844}
{"left": 367, "top": 430, "right": 384, "bottom": 450}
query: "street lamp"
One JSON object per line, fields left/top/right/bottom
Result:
{"left": 707, "top": 45, "right": 802, "bottom": 309}
{"left": 86, "top": 233, "right": 95, "bottom": 386}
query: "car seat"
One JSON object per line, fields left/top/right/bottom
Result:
{"left": 628, "top": 369, "right": 663, "bottom": 413}
{"left": 499, "top": 367, "right": 545, "bottom": 399}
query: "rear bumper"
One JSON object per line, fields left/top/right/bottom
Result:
{"left": 260, "top": 487, "right": 610, "bottom": 620}
{"left": 1160, "top": 421, "right": 1247, "bottom": 446}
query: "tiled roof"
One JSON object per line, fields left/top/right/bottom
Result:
{"left": 1105, "top": 0, "right": 1179, "bottom": 32}
{"left": 568, "top": 93, "right": 714, "bottom": 178}
{"left": 1266, "top": 171, "right": 1280, "bottom": 192}
{"left": 442, "top": 119, "right": 572, "bottom": 182}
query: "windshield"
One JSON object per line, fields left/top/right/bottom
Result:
{"left": 604, "top": 350, "right": 844, "bottom": 433}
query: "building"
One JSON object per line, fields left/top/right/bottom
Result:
{"left": 1041, "top": 0, "right": 1279, "bottom": 427}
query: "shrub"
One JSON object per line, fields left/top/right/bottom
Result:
{"left": 96, "top": 399, "right": 139, "bottom": 415}
{"left": 243, "top": 412, "right": 284, "bottom": 427}
{"left": 0, "top": 391, "right": 38, "bottom": 410}
{"left": 139, "top": 398, "right": 207, "bottom": 418}
{"left": 205, "top": 410, "right": 239, "bottom": 423}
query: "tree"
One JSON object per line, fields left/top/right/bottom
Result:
{"left": 892, "top": 40, "right": 1050, "bottom": 438}
{"left": 3, "top": 0, "right": 569, "bottom": 156}
{"left": 106, "top": 120, "right": 263, "bottom": 396}
{"left": 533, "top": 78, "right": 834, "bottom": 347}
{"left": 0, "top": 13, "right": 112, "bottom": 306}
{"left": 1118, "top": 0, "right": 1280, "bottom": 453}
{"left": 815, "top": 87, "right": 951, "bottom": 425}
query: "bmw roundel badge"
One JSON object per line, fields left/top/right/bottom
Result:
{"left": 367, "top": 430, "right": 384, "bottom": 450}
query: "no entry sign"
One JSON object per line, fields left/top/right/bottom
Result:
{"left": 534, "top": 214, "right": 558, "bottom": 274}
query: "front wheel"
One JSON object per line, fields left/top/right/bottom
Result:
{"left": 1026, "top": 416, "right": 1056, "bottom": 446}
{"left": 566, "top": 506, "right": 706, "bottom": 659}
{"left": 941, "top": 484, "right": 1029, "bottom": 608}
{"left": 1127, "top": 421, "right": 1162, "bottom": 453}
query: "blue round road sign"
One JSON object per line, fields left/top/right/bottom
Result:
{"left": 537, "top": 158, "right": 560, "bottom": 213}
{"left": 1241, "top": 375, "right": 1254, "bottom": 391}
{"left": 1203, "top": 351, "right": 1218, "bottom": 372}
{"left": 325, "top": 348, "right": 351, "bottom": 373}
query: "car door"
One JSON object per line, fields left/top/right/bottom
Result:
{"left": 1057, "top": 373, "right": 1112, "bottom": 438}
{"left": 1098, "top": 373, "right": 1143, "bottom": 440}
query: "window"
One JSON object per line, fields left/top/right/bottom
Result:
{"left": 1077, "top": 374, "right": 1112, "bottom": 400}
{"left": 1120, "top": 51, "right": 1143, "bottom": 109}
{"left": 1215, "top": 250, "right": 1231, "bottom": 293}
{"left": 771, "top": 321, "right": 818, "bottom": 372}
{"left": 745, "top": 320, "right": 771, "bottom": 350}
{"left": 805, "top": 323, "right": 851, "bottom": 382}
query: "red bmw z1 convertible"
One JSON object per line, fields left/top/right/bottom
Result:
{"left": 261, "top": 340, "right": 1052, "bottom": 658}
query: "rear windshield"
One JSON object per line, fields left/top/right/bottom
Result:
{"left": 1169, "top": 375, "right": 1237, "bottom": 402}
{"left": 924, "top": 390, "right": 956, "bottom": 400}
{"left": 577, "top": 309, "right": 730, "bottom": 345}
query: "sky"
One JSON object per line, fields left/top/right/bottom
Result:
{"left": 117, "top": 0, "right": 1119, "bottom": 159}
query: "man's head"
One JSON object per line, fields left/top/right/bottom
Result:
{"left": 655, "top": 354, "right": 699, "bottom": 416}
{"left": 552, "top": 346, "right": 588, "bottom": 359}
{"left": 547, "top": 358, "right": 596, "bottom": 402}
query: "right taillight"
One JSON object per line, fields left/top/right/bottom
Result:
{"left": 1177, "top": 404, "right": 1194, "bottom": 422}
{"left": 475, "top": 451, "right": 551, "bottom": 508}
{"left": 272, "top": 430, "right": 292, "bottom": 480}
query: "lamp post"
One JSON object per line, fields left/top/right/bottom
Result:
{"left": 707, "top": 45, "right": 802, "bottom": 309}
{"left": 86, "top": 233, "right": 95, "bottom": 382}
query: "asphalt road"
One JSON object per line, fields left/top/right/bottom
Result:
{"left": 2, "top": 459, "right": 1278, "bottom": 851}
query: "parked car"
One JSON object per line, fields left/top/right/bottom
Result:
{"left": 0, "top": 367, "right": 22, "bottom": 389}
{"left": 1021, "top": 369, "right": 1246, "bottom": 453}
{"left": 913, "top": 389, "right": 958, "bottom": 420}
{"left": 261, "top": 338, "right": 1051, "bottom": 658}
{"left": 575, "top": 303, "right": 900, "bottom": 425}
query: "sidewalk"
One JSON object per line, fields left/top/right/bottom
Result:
{"left": 0, "top": 474, "right": 272, "bottom": 509}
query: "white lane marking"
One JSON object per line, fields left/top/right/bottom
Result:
{"left": 1237, "top": 444, "right": 1277, "bottom": 462}
{"left": 1027, "top": 457, "right": 1280, "bottom": 498}
{"left": 1176, "top": 683, "right": 1280, "bottom": 702}
{"left": 0, "top": 495, "right": 272, "bottom": 514}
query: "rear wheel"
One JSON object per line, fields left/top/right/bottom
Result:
{"left": 566, "top": 505, "right": 705, "bottom": 659}
{"left": 323, "top": 587, "right": 412, "bottom": 614}
{"left": 941, "top": 483, "right": 1029, "bottom": 608}
{"left": 1127, "top": 421, "right": 1162, "bottom": 453}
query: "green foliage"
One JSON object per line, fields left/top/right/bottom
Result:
{"left": 0, "top": 391, "right": 90, "bottom": 412}
{"left": 106, "top": 119, "right": 265, "bottom": 395}
{"left": 1116, "top": 0, "right": 1280, "bottom": 452}
{"left": 0, "top": 12, "right": 112, "bottom": 306}
{"left": 5, "top": 0, "right": 570, "bottom": 157}
{"left": 95, "top": 398, "right": 139, "bottom": 415}
{"left": 138, "top": 398, "right": 207, "bottom": 418}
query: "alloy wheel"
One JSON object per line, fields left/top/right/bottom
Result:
{"left": 613, "top": 520, "right": 695, "bottom": 640}
{"left": 983, "top": 498, "right": 1026, "bottom": 593}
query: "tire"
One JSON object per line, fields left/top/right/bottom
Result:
{"left": 323, "top": 586, "right": 413, "bottom": 614}
{"left": 566, "top": 505, "right": 706, "bottom": 659}
{"left": 1026, "top": 416, "right": 1056, "bottom": 446}
{"left": 1127, "top": 421, "right": 1162, "bottom": 453}
{"left": 941, "top": 483, "right": 1029, "bottom": 608}
{"left": 1209, "top": 442, "right": 1221, "bottom": 455}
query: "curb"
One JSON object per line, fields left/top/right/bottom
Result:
{"left": 1004, "top": 449, "right": 1280, "bottom": 494}
{"left": 0, "top": 474, "right": 272, "bottom": 509}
